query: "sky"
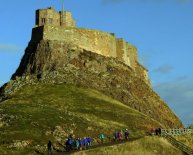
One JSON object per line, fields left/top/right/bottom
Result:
{"left": 0, "top": 0, "right": 193, "bottom": 126}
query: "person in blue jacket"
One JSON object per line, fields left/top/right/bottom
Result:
{"left": 66, "top": 138, "right": 72, "bottom": 152}
{"left": 78, "top": 138, "right": 83, "bottom": 150}
{"left": 83, "top": 137, "right": 88, "bottom": 150}
{"left": 114, "top": 132, "right": 118, "bottom": 141}
{"left": 87, "top": 136, "right": 92, "bottom": 148}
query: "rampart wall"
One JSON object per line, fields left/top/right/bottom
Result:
{"left": 32, "top": 26, "right": 117, "bottom": 58}
{"left": 31, "top": 25, "right": 149, "bottom": 83}
{"left": 116, "top": 39, "right": 131, "bottom": 66}
{"left": 127, "top": 43, "right": 138, "bottom": 70}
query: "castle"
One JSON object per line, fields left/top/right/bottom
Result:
{"left": 31, "top": 7, "right": 149, "bottom": 84}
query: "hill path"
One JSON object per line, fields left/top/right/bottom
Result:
{"left": 54, "top": 137, "right": 142, "bottom": 155}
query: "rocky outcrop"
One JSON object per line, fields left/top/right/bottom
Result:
{"left": 1, "top": 40, "right": 183, "bottom": 128}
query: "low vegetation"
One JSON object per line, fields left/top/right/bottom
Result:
{"left": 74, "top": 136, "right": 183, "bottom": 155}
{"left": 0, "top": 83, "right": 163, "bottom": 154}
{"left": 175, "top": 133, "right": 193, "bottom": 149}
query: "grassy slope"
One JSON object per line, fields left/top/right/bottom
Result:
{"left": 175, "top": 134, "right": 193, "bottom": 149}
{"left": 74, "top": 136, "right": 183, "bottom": 155}
{"left": 0, "top": 83, "right": 164, "bottom": 154}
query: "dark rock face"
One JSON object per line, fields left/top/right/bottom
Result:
{"left": 2, "top": 40, "right": 183, "bottom": 128}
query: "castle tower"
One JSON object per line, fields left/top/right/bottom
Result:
{"left": 35, "top": 7, "right": 76, "bottom": 27}
{"left": 60, "top": 11, "right": 76, "bottom": 27}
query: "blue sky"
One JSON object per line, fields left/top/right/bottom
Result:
{"left": 0, "top": 0, "right": 193, "bottom": 126}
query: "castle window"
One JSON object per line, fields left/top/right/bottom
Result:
{"left": 41, "top": 18, "right": 46, "bottom": 24}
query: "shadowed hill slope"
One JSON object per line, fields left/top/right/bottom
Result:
{"left": 1, "top": 40, "right": 183, "bottom": 128}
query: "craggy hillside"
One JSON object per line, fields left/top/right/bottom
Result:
{"left": 0, "top": 40, "right": 183, "bottom": 128}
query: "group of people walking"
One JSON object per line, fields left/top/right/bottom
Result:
{"left": 65, "top": 136, "right": 92, "bottom": 152}
{"left": 47, "top": 129, "right": 130, "bottom": 154}
{"left": 113, "top": 129, "right": 129, "bottom": 141}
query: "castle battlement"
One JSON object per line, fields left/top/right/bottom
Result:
{"left": 32, "top": 7, "right": 149, "bottom": 84}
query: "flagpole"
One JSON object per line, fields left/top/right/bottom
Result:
{"left": 61, "top": 0, "right": 64, "bottom": 26}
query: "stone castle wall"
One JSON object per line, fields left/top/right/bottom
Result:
{"left": 31, "top": 7, "right": 149, "bottom": 83}
{"left": 62, "top": 12, "right": 76, "bottom": 27}
{"left": 31, "top": 25, "right": 149, "bottom": 83}
{"left": 31, "top": 26, "right": 139, "bottom": 68}
{"left": 116, "top": 39, "right": 131, "bottom": 66}
{"left": 127, "top": 43, "right": 138, "bottom": 70}
{"left": 32, "top": 26, "right": 117, "bottom": 58}
{"left": 36, "top": 8, "right": 60, "bottom": 26}
{"left": 116, "top": 39, "right": 138, "bottom": 70}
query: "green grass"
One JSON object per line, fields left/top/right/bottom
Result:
{"left": 0, "top": 83, "right": 164, "bottom": 154}
{"left": 175, "top": 133, "right": 193, "bottom": 149}
{"left": 74, "top": 136, "right": 183, "bottom": 155}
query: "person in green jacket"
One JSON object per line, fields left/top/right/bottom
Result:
{"left": 100, "top": 133, "right": 105, "bottom": 144}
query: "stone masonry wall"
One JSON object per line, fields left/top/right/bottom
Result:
{"left": 35, "top": 7, "right": 75, "bottom": 27}
{"left": 33, "top": 7, "right": 149, "bottom": 83}
{"left": 127, "top": 43, "right": 138, "bottom": 70}
{"left": 31, "top": 25, "right": 149, "bottom": 83}
{"left": 116, "top": 39, "right": 131, "bottom": 67}
{"left": 31, "top": 26, "right": 44, "bottom": 41}
{"left": 61, "top": 12, "right": 76, "bottom": 27}
{"left": 36, "top": 8, "right": 60, "bottom": 26}
{"left": 32, "top": 26, "right": 117, "bottom": 58}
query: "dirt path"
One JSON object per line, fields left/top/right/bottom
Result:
{"left": 54, "top": 137, "right": 142, "bottom": 155}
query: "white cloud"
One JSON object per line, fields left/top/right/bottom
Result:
{"left": 101, "top": 0, "right": 192, "bottom": 4}
{"left": 0, "top": 44, "right": 21, "bottom": 53}
{"left": 152, "top": 64, "right": 174, "bottom": 74}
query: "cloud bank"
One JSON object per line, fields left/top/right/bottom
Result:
{"left": 0, "top": 44, "right": 20, "bottom": 53}
{"left": 101, "top": 0, "right": 192, "bottom": 4}
{"left": 153, "top": 64, "right": 174, "bottom": 74}
{"left": 153, "top": 77, "right": 193, "bottom": 125}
